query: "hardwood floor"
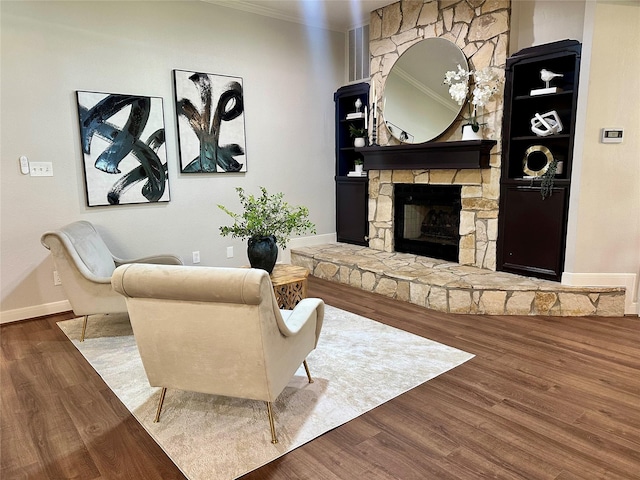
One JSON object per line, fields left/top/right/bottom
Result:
{"left": 2, "top": 277, "right": 639, "bottom": 479}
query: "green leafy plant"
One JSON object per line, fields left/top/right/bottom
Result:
{"left": 348, "top": 124, "right": 366, "bottom": 138}
{"left": 218, "top": 187, "right": 316, "bottom": 249}
{"left": 354, "top": 159, "right": 363, "bottom": 166}
{"left": 540, "top": 158, "right": 558, "bottom": 199}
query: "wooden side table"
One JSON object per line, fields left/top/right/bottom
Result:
{"left": 269, "top": 264, "right": 309, "bottom": 309}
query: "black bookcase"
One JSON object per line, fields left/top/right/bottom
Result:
{"left": 334, "top": 83, "right": 369, "bottom": 245}
{"left": 497, "top": 40, "right": 581, "bottom": 281}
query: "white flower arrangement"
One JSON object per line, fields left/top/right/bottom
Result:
{"left": 444, "top": 64, "right": 471, "bottom": 104}
{"left": 444, "top": 64, "right": 503, "bottom": 131}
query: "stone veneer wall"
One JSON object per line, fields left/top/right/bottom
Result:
{"left": 368, "top": 0, "right": 510, "bottom": 270}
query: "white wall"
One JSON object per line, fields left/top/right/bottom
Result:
{"left": 1, "top": 1, "right": 343, "bottom": 320}
{"left": 564, "top": 0, "right": 640, "bottom": 312}
{"left": 509, "top": 0, "right": 586, "bottom": 54}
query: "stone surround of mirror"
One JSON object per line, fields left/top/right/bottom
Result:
{"left": 368, "top": 0, "right": 509, "bottom": 270}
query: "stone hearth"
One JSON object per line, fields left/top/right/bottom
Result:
{"left": 291, "top": 243, "right": 625, "bottom": 317}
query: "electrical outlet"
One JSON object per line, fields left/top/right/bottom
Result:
{"left": 30, "top": 162, "right": 53, "bottom": 177}
{"left": 226, "top": 246, "right": 234, "bottom": 258}
{"left": 53, "top": 270, "right": 62, "bottom": 286}
{"left": 192, "top": 251, "right": 201, "bottom": 264}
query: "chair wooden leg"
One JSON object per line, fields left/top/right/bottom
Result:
{"left": 266, "top": 402, "right": 278, "bottom": 444}
{"left": 303, "top": 359, "right": 313, "bottom": 383}
{"left": 80, "top": 315, "right": 88, "bottom": 342}
{"left": 154, "top": 387, "right": 167, "bottom": 423}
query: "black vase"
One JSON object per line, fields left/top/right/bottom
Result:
{"left": 247, "top": 235, "right": 278, "bottom": 274}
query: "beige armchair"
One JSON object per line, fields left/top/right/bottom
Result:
{"left": 41, "top": 220, "right": 182, "bottom": 341}
{"left": 111, "top": 263, "right": 324, "bottom": 444}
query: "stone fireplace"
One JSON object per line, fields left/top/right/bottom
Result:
{"left": 394, "top": 183, "right": 461, "bottom": 262}
{"left": 367, "top": 165, "right": 499, "bottom": 270}
{"left": 366, "top": 0, "right": 510, "bottom": 271}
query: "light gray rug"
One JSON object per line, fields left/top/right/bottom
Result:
{"left": 58, "top": 305, "right": 473, "bottom": 479}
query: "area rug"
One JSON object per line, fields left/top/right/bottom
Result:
{"left": 58, "top": 305, "right": 473, "bottom": 479}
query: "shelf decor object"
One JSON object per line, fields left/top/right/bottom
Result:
{"left": 370, "top": 80, "right": 378, "bottom": 146}
{"left": 530, "top": 68, "right": 564, "bottom": 96}
{"left": 346, "top": 98, "right": 365, "bottom": 120}
{"left": 522, "top": 145, "right": 554, "bottom": 177}
{"left": 530, "top": 110, "right": 563, "bottom": 136}
{"left": 348, "top": 124, "right": 367, "bottom": 148}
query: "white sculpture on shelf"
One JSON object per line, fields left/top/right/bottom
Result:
{"left": 540, "top": 69, "right": 564, "bottom": 88}
{"left": 531, "top": 68, "right": 564, "bottom": 96}
{"left": 346, "top": 98, "right": 365, "bottom": 120}
{"left": 531, "top": 110, "right": 563, "bottom": 137}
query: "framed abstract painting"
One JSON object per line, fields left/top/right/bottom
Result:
{"left": 76, "top": 91, "right": 171, "bottom": 206}
{"left": 173, "top": 70, "right": 247, "bottom": 173}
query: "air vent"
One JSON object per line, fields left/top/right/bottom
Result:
{"left": 348, "top": 25, "right": 370, "bottom": 83}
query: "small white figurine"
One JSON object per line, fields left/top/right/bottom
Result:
{"left": 540, "top": 69, "right": 563, "bottom": 88}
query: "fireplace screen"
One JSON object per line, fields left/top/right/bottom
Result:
{"left": 394, "top": 184, "right": 462, "bottom": 262}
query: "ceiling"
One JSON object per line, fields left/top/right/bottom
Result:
{"left": 204, "top": 0, "right": 393, "bottom": 32}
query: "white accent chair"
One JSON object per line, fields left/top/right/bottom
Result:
{"left": 111, "top": 263, "right": 324, "bottom": 444}
{"left": 41, "top": 220, "right": 183, "bottom": 341}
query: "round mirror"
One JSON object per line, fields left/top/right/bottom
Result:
{"left": 383, "top": 37, "right": 468, "bottom": 143}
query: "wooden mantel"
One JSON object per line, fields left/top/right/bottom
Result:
{"left": 356, "top": 139, "right": 497, "bottom": 170}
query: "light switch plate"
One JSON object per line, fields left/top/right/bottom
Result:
{"left": 30, "top": 162, "right": 54, "bottom": 176}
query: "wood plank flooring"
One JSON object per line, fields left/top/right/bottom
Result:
{"left": 2, "top": 276, "right": 639, "bottom": 479}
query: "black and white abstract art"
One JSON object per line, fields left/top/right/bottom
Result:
{"left": 173, "top": 70, "right": 247, "bottom": 173}
{"left": 76, "top": 91, "right": 170, "bottom": 206}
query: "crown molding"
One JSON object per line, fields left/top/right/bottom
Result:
{"left": 201, "top": 0, "right": 343, "bottom": 32}
{"left": 200, "top": 0, "right": 386, "bottom": 32}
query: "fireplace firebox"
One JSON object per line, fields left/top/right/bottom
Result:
{"left": 394, "top": 184, "right": 462, "bottom": 262}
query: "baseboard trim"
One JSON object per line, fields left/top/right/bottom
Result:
{"left": 1, "top": 300, "right": 72, "bottom": 325}
{"left": 562, "top": 272, "right": 638, "bottom": 316}
{"left": 288, "top": 233, "right": 337, "bottom": 249}
{"left": 280, "top": 233, "right": 337, "bottom": 264}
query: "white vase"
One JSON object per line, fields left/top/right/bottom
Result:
{"left": 354, "top": 164, "right": 363, "bottom": 174}
{"left": 354, "top": 137, "right": 365, "bottom": 148}
{"left": 461, "top": 124, "right": 482, "bottom": 141}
